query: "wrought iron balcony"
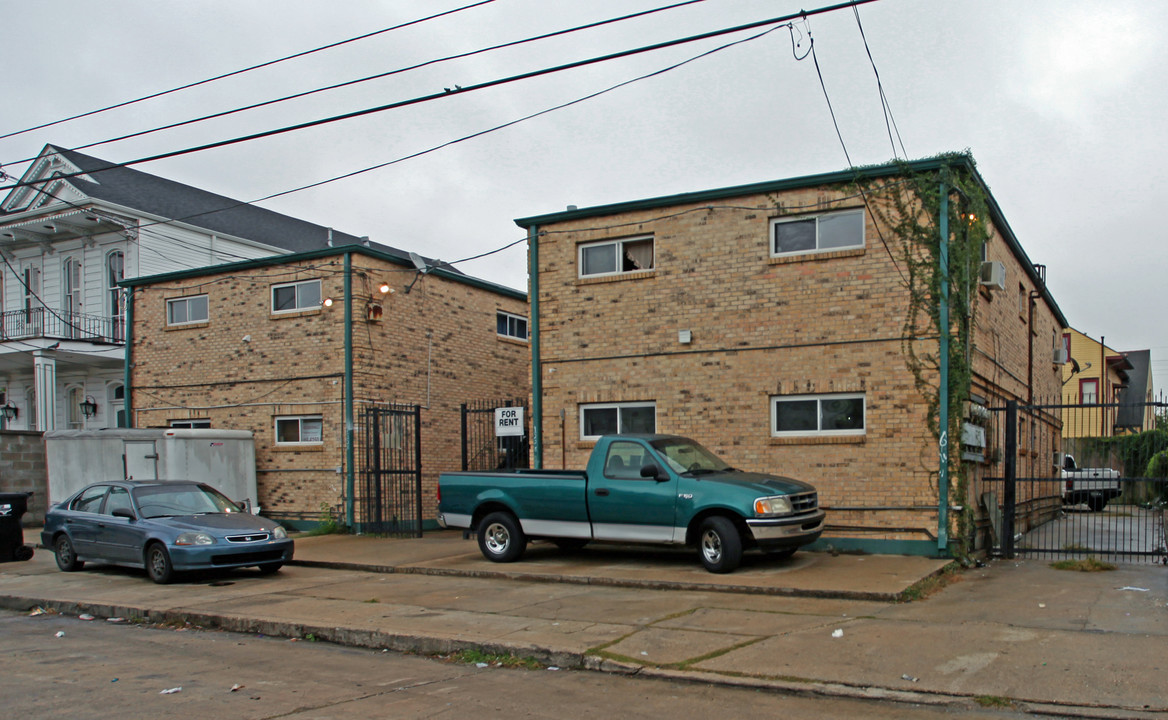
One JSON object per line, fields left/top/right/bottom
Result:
{"left": 0, "top": 307, "right": 124, "bottom": 344}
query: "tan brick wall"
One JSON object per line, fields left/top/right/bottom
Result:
{"left": 534, "top": 181, "right": 1064, "bottom": 545}
{"left": 130, "top": 253, "right": 529, "bottom": 522}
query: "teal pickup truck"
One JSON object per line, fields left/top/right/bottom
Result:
{"left": 438, "top": 434, "right": 825, "bottom": 573}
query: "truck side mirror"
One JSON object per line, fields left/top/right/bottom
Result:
{"left": 640, "top": 463, "right": 667, "bottom": 482}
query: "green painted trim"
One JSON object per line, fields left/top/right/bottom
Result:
{"left": 938, "top": 181, "right": 950, "bottom": 552}
{"left": 124, "top": 287, "right": 134, "bottom": 427}
{"left": 119, "top": 243, "right": 526, "bottom": 301}
{"left": 344, "top": 251, "right": 355, "bottom": 529}
{"left": 529, "top": 226, "right": 542, "bottom": 469}
{"left": 805, "top": 537, "right": 945, "bottom": 558}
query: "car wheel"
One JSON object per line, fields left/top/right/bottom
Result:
{"left": 1088, "top": 496, "right": 1106, "bottom": 512}
{"left": 53, "top": 535, "right": 84, "bottom": 572}
{"left": 256, "top": 563, "right": 284, "bottom": 576}
{"left": 145, "top": 543, "right": 175, "bottom": 584}
{"left": 477, "top": 511, "right": 527, "bottom": 563}
{"left": 698, "top": 516, "right": 742, "bottom": 574}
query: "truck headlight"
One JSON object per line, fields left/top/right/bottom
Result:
{"left": 754, "top": 496, "right": 793, "bottom": 516}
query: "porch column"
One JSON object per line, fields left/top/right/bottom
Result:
{"left": 33, "top": 350, "right": 56, "bottom": 431}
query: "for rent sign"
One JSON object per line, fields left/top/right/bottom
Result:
{"left": 494, "top": 407, "right": 525, "bottom": 437}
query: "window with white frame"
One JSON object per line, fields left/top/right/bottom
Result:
{"left": 579, "top": 236, "right": 654, "bottom": 278}
{"left": 271, "top": 279, "right": 322, "bottom": 313}
{"left": 171, "top": 419, "right": 212, "bottom": 429}
{"left": 275, "top": 415, "right": 323, "bottom": 445}
{"left": 771, "top": 393, "right": 865, "bottom": 437}
{"left": 496, "top": 311, "right": 528, "bottom": 341}
{"left": 167, "top": 295, "right": 209, "bottom": 326}
{"left": 580, "top": 402, "right": 656, "bottom": 440}
{"left": 771, "top": 209, "right": 864, "bottom": 257}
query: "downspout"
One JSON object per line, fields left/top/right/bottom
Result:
{"left": 937, "top": 180, "right": 950, "bottom": 554}
{"left": 529, "top": 226, "right": 543, "bottom": 469}
{"left": 124, "top": 288, "right": 134, "bottom": 427}
{"left": 344, "top": 251, "right": 355, "bottom": 529}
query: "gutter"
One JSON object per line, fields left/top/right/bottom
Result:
{"left": 344, "top": 251, "right": 355, "bottom": 528}
{"left": 528, "top": 226, "right": 543, "bottom": 469}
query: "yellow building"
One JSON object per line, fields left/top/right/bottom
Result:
{"left": 1060, "top": 328, "right": 1152, "bottom": 438}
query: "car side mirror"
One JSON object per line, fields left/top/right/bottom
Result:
{"left": 640, "top": 463, "right": 668, "bottom": 482}
{"left": 238, "top": 498, "right": 253, "bottom": 514}
{"left": 111, "top": 508, "right": 136, "bottom": 520}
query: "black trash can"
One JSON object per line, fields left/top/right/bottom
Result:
{"left": 0, "top": 492, "right": 34, "bottom": 562}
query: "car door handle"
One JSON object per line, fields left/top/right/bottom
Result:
{"left": 594, "top": 488, "right": 610, "bottom": 497}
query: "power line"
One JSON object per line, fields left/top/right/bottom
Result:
{"left": 0, "top": 0, "right": 498, "bottom": 142}
{"left": 0, "top": 0, "right": 879, "bottom": 194}
{"left": 2, "top": 1, "right": 713, "bottom": 168}
{"left": 853, "top": 5, "right": 906, "bottom": 159}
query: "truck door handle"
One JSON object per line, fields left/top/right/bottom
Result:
{"left": 594, "top": 488, "right": 610, "bottom": 497}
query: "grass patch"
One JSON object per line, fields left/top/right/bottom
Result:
{"left": 448, "top": 649, "right": 542, "bottom": 670}
{"left": 974, "top": 695, "right": 1015, "bottom": 708}
{"left": 899, "top": 562, "right": 962, "bottom": 603}
{"left": 1050, "top": 557, "right": 1116, "bottom": 572}
{"left": 1061, "top": 543, "right": 1090, "bottom": 551}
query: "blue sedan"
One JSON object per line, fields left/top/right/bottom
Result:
{"left": 42, "top": 480, "right": 294, "bottom": 584}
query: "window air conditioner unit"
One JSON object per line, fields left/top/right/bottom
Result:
{"left": 1052, "top": 347, "right": 1068, "bottom": 365}
{"left": 979, "top": 261, "right": 1006, "bottom": 290}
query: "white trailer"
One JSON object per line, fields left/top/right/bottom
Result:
{"left": 44, "top": 429, "right": 259, "bottom": 511}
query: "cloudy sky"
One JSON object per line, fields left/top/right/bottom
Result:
{"left": 3, "top": 1, "right": 1165, "bottom": 392}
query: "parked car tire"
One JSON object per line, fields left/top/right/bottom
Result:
{"left": 1087, "top": 496, "right": 1106, "bottom": 512}
{"left": 477, "top": 511, "right": 527, "bottom": 563}
{"left": 256, "top": 563, "right": 284, "bottom": 575}
{"left": 145, "top": 543, "right": 175, "bottom": 584}
{"left": 53, "top": 535, "right": 84, "bottom": 572}
{"left": 698, "top": 516, "right": 742, "bottom": 573}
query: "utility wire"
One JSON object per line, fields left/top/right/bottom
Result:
{"left": 853, "top": 5, "right": 906, "bottom": 159}
{"left": 2, "top": 0, "right": 713, "bottom": 167}
{"left": 0, "top": 0, "right": 498, "bottom": 141}
{"left": 0, "top": 0, "right": 879, "bottom": 194}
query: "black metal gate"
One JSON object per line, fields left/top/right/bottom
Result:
{"left": 984, "top": 399, "right": 1167, "bottom": 564}
{"left": 355, "top": 403, "right": 422, "bottom": 536}
{"left": 460, "top": 399, "right": 529, "bottom": 471}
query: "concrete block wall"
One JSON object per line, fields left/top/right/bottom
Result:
{"left": 0, "top": 431, "right": 47, "bottom": 525}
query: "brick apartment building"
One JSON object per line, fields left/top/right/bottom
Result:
{"left": 123, "top": 245, "right": 529, "bottom": 530}
{"left": 515, "top": 154, "right": 1068, "bottom": 556}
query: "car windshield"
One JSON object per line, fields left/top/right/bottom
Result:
{"left": 649, "top": 437, "right": 733, "bottom": 475}
{"left": 132, "top": 484, "right": 242, "bottom": 519}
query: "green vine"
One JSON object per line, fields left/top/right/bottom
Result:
{"left": 854, "top": 155, "right": 992, "bottom": 559}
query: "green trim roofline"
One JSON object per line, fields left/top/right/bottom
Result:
{"left": 119, "top": 242, "right": 527, "bottom": 300}
{"left": 515, "top": 152, "right": 1065, "bottom": 328}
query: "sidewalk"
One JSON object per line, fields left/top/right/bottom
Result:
{"left": 2, "top": 530, "right": 1166, "bottom": 718}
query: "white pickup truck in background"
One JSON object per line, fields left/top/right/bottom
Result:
{"left": 1061, "top": 454, "right": 1122, "bottom": 512}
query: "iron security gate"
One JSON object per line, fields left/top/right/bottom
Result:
{"left": 355, "top": 403, "right": 422, "bottom": 537}
{"left": 460, "top": 399, "right": 529, "bottom": 471}
{"left": 984, "top": 399, "right": 1167, "bottom": 564}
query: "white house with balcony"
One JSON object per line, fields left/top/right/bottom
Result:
{"left": 0, "top": 144, "right": 410, "bottom": 432}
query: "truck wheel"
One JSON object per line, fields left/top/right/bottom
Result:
{"left": 698, "top": 516, "right": 742, "bottom": 573}
{"left": 1088, "top": 496, "right": 1106, "bottom": 512}
{"left": 477, "top": 512, "right": 527, "bottom": 563}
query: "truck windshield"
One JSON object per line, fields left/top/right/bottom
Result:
{"left": 650, "top": 438, "right": 732, "bottom": 475}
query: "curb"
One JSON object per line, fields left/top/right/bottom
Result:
{"left": 4, "top": 593, "right": 1163, "bottom": 720}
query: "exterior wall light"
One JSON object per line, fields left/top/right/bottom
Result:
{"left": 2, "top": 402, "right": 17, "bottom": 420}
{"left": 323, "top": 297, "right": 334, "bottom": 307}
{"left": 80, "top": 395, "right": 98, "bottom": 418}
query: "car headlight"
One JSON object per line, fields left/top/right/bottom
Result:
{"left": 754, "top": 496, "right": 793, "bottom": 516}
{"left": 272, "top": 526, "right": 288, "bottom": 539}
{"left": 175, "top": 532, "right": 215, "bottom": 546}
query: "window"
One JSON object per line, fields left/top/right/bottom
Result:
{"left": 580, "top": 402, "right": 656, "bottom": 440}
{"left": 496, "top": 311, "right": 528, "bottom": 341}
{"left": 66, "top": 386, "right": 84, "bottom": 429}
{"left": 105, "top": 487, "right": 132, "bottom": 516}
{"left": 167, "top": 295, "right": 209, "bottom": 326}
{"left": 275, "top": 415, "right": 323, "bottom": 445}
{"left": 109, "top": 383, "right": 126, "bottom": 428}
{"left": 1080, "top": 379, "right": 1098, "bottom": 405}
{"left": 71, "top": 485, "right": 109, "bottom": 514}
{"left": 579, "top": 236, "right": 654, "bottom": 278}
{"left": 272, "top": 279, "right": 322, "bottom": 313}
{"left": 170, "top": 419, "right": 211, "bottom": 429}
{"left": 107, "top": 251, "right": 125, "bottom": 341}
{"left": 63, "top": 257, "right": 81, "bottom": 337}
{"left": 771, "top": 209, "right": 864, "bottom": 256}
{"left": 602, "top": 440, "right": 652, "bottom": 480}
{"left": 771, "top": 393, "right": 865, "bottom": 437}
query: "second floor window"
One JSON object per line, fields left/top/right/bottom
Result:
{"left": 496, "top": 311, "right": 528, "bottom": 341}
{"left": 272, "top": 279, "right": 321, "bottom": 313}
{"left": 772, "top": 209, "right": 864, "bottom": 257}
{"left": 276, "top": 415, "right": 323, "bottom": 445}
{"left": 167, "top": 295, "right": 209, "bottom": 326}
{"left": 579, "top": 236, "right": 654, "bottom": 278}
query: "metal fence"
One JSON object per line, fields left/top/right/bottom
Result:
{"left": 0, "top": 308, "right": 123, "bottom": 343}
{"left": 353, "top": 403, "right": 422, "bottom": 537}
{"left": 460, "top": 399, "right": 529, "bottom": 471}
{"left": 982, "top": 398, "right": 1167, "bottom": 564}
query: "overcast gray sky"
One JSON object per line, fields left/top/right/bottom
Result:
{"left": 3, "top": 1, "right": 1164, "bottom": 393}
